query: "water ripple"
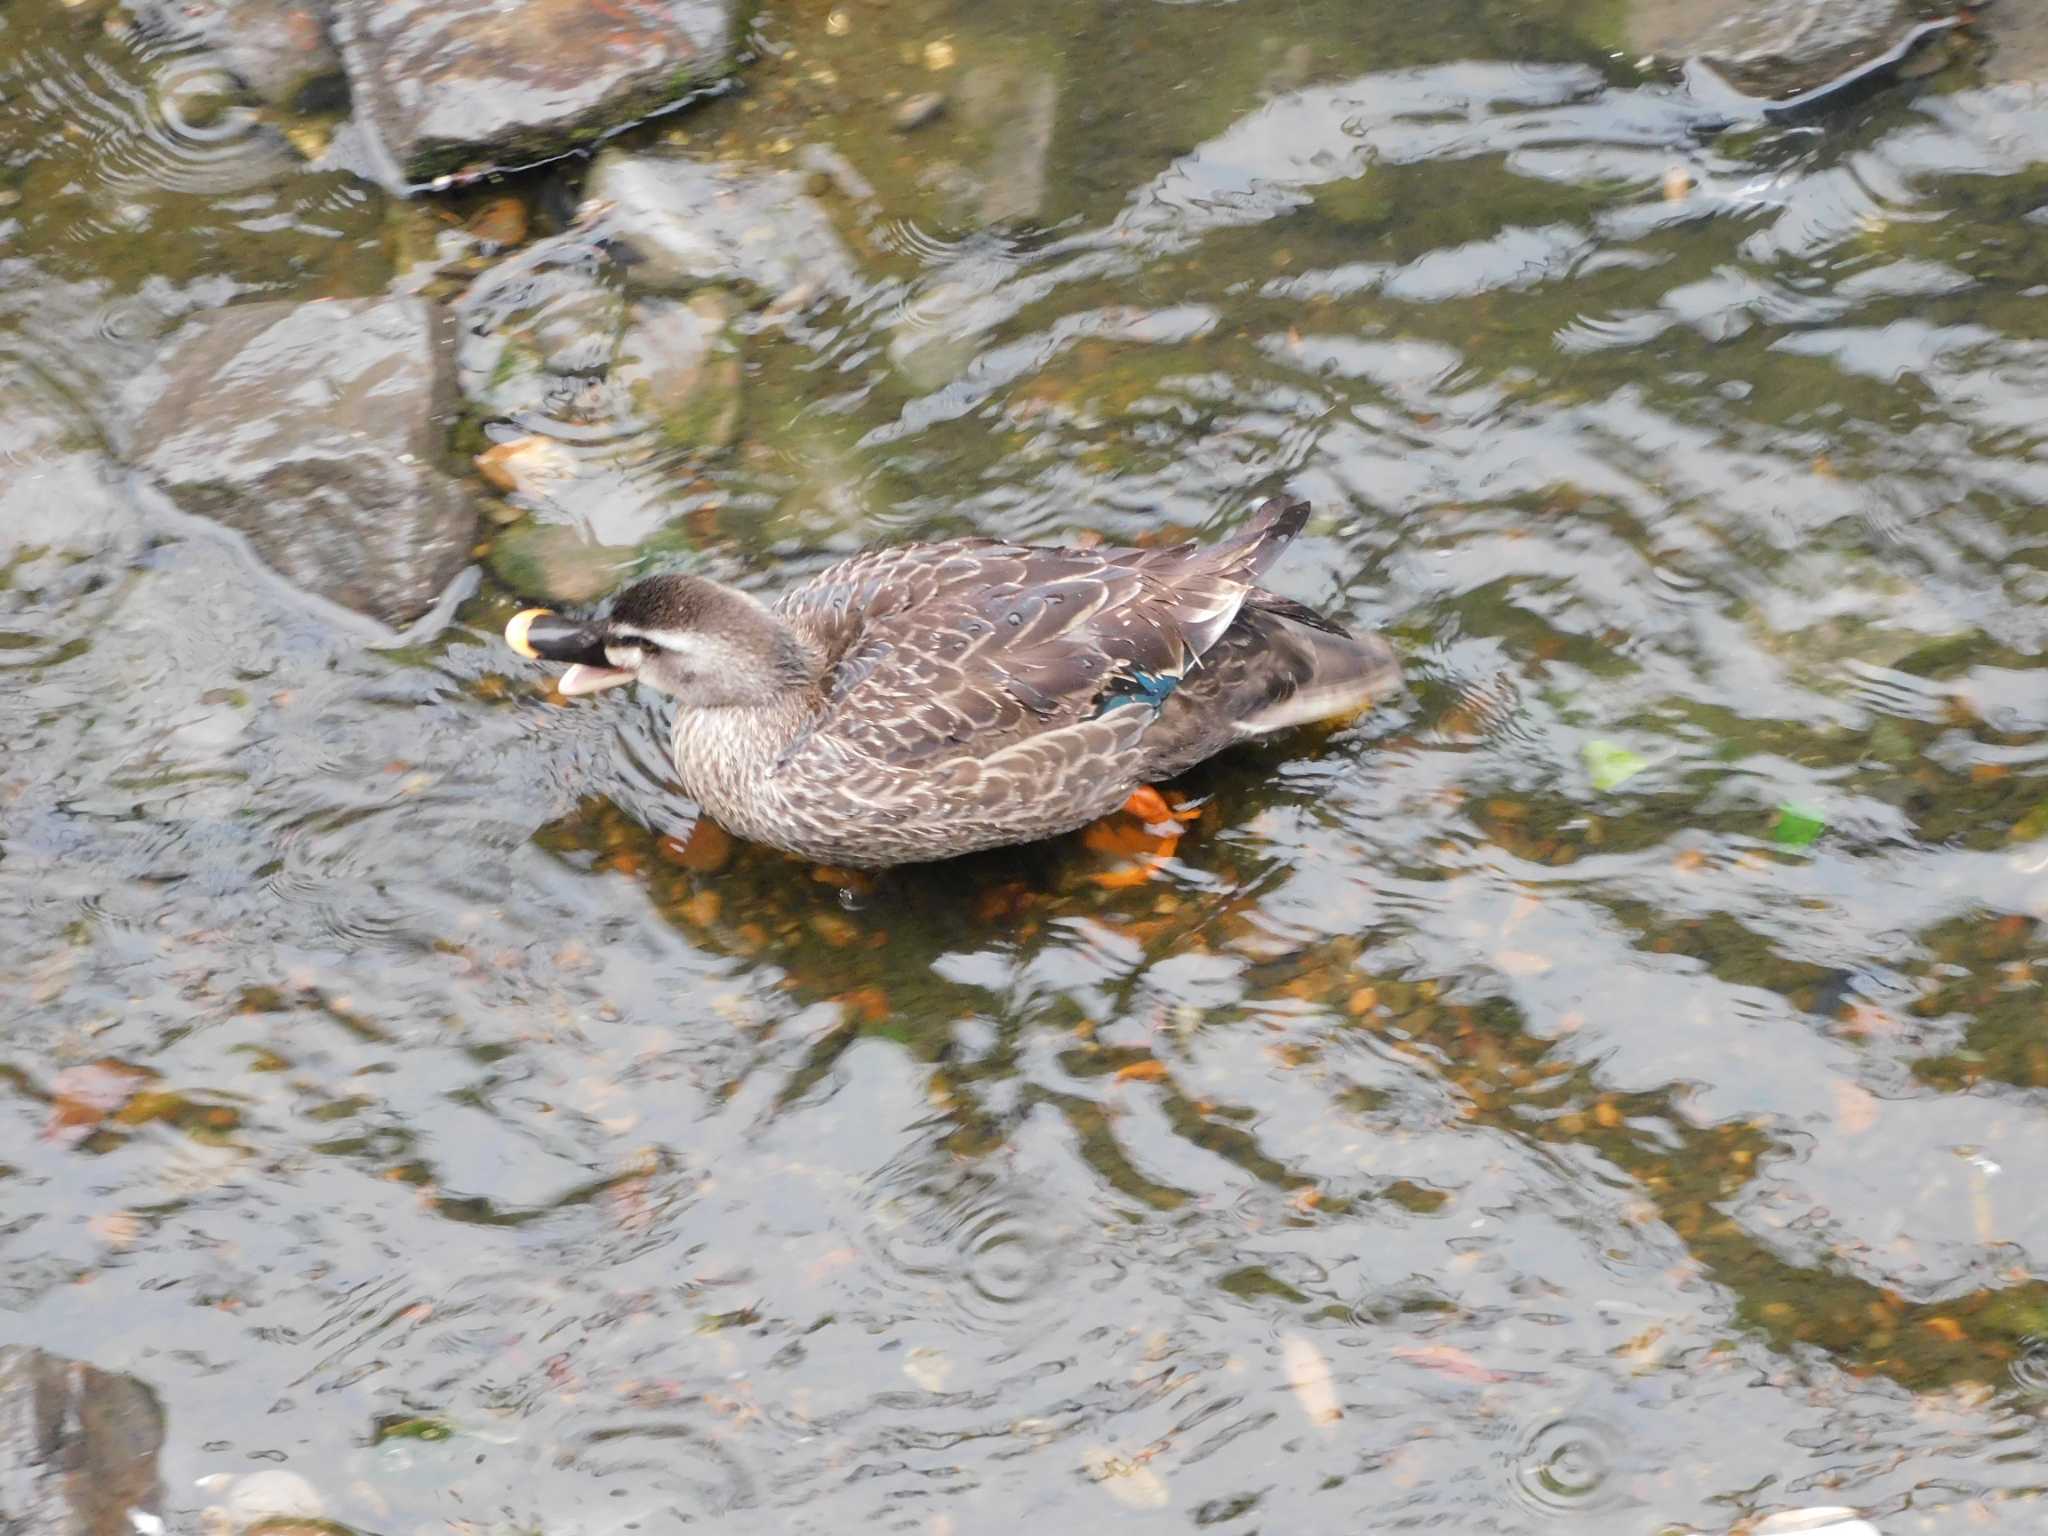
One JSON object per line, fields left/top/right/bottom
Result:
{"left": 1506, "top": 1414, "right": 1629, "bottom": 1520}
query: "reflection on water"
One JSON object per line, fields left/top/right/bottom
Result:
{"left": 2, "top": 0, "right": 2047, "bottom": 1530}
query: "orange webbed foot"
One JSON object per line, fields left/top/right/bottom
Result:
{"left": 1086, "top": 787, "right": 1199, "bottom": 887}
{"left": 1122, "top": 785, "right": 1200, "bottom": 833}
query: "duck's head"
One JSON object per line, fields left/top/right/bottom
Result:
{"left": 505, "top": 573, "right": 816, "bottom": 709}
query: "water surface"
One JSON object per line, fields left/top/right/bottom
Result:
{"left": 4, "top": 0, "right": 2048, "bottom": 1531}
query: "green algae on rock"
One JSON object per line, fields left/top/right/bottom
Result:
{"left": 485, "top": 519, "right": 642, "bottom": 607}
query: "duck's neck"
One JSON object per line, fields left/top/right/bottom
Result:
{"left": 667, "top": 688, "right": 817, "bottom": 831}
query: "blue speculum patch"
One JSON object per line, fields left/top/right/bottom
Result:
{"left": 1095, "top": 666, "right": 1184, "bottom": 717}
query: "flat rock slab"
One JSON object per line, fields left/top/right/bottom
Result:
{"left": 0, "top": 1347, "right": 165, "bottom": 1536}
{"left": 1631, "top": 0, "right": 1949, "bottom": 98}
{"left": 131, "top": 296, "right": 476, "bottom": 627}
{"left": 330, "top": 0, "right": 743, "bottom": 188}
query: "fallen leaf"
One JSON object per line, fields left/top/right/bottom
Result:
{"left": 1281, "top": 1333, "right": 1342, "bottom": 1428}
{"left": 1923, "top": 1315, "right": 1966, "bottom": 1343}
{"left": 475, "top": 435, "right": 574, "bottom": 499}
{"left": 1390, "top": 1343, "right": 1513, "bottom": 1383}
{"left": 1831, "top": 1080, "right": 1879, "bottom": 1136}
{"left": 1114, "top": 1059, "right": 1168, "bottom": 1083}
{"left": 805, "top": 1247, "right": 859, "bottom": 1285}
{"left": 1583, "top": 739, "right": 1649, "bottom": 792}
{"left": 1080, "top": 1447, "right": 1169, "bottom": 1510}
{"left": 1771, "top": 801, "right": 1827, "bottom": 848}
{"left": 810, "top": 912, "right": 860, "bottom": 948}
{"left": 2010, "top": 801, "right": 2048, "bottom": 843}
{"left": 836, "top": 986, "right": 891, "bottom": 1025}
{"left": 466, "top": 195, "right": 528, "bottom": 248}
{"left": 604, "top": 1176, "right": 655, "bottom": 1234}
{"left": 44, "top": 1060, "right": 158, "bottom": 1146}
{"left": 903, "top": 1347, "right": 952, "bottom": 1392}
{"left": 1616, "top": 1323, "right": 1668, "bottom": 1370}
{"left": 89, "top": 1211, "right": 143, "bottom": 1249}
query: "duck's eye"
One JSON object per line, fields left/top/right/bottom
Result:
{"left": 604, "top": 644, "right": 647, "bottom": 669}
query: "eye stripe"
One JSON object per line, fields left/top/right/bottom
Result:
{"left": 613, "top": 628, "right": 697, "bottom": 653}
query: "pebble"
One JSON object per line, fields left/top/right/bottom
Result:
{"left": 892, "top": 92, "right": 945, "bottom": 131}
{"left": 661, "top": 818, "right": 733, "bottom": 874}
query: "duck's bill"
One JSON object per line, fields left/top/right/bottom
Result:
{"left": 555, "top": 664, "right": 636, "bottom": 696}
{"left": 506, "top": 608, "right": 631, "bottom": 695}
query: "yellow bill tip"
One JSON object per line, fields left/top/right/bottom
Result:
{"left": 505, "top": 607, "right": 554, "bottom": 660}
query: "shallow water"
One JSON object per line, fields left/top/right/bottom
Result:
{"left": 4, "top": 0, "right": 2048, "bottom": 1531}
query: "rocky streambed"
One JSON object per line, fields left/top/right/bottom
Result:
{"left": 89, "top": 0, "right": 2040, "bottom": 632}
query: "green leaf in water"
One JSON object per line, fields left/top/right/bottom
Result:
{"left": 1771, "top": 802, "right": 1827, "bottom": 848}
{"left": 1582, "top": 739, "right": 1649, "bottom": 792}
{"left": 2010, "top": 801, "right": 2048, "bottom": 843}
{"left": 374, "top": 1415, "right": 455, "bottom": 1444}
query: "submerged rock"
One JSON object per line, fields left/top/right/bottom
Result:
{"left": 585, "top": 148, "right": 859, "bottom": 303}
{"left": 130, "top": 296, "right": 477, "bottom": 627}
{"left": 456, "top": 232, "right": 625, "bottom": 423}
{"left": 1983, "top": 2, "right": 2048, "bottom": 82}
{"left": 456, "top": 245, "right": 742, "bottom": 551}
{"left": 0, "top": 1346, "right": 165, "bottom": 1536}
{"left": 123, "top": 0, "right": 344, "bottom": 111}
{"left": 328, "top": 0, "right": 744, "bottom": 189}
{"left": 613, "top": 291, "right": 742, "bottom": 452}
{"left": 954, "top": 57, "right": 1059, "bottom": 224}
{"left": 1632, "top": 0, "right": 1963, "bottom": 102}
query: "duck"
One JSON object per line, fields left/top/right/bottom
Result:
{"left": 503, "top": 494, "right": 1401, "bottom": 869}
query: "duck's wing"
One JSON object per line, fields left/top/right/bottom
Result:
{"left": 775, "top": 496, "right": 1312, "bottom": 771}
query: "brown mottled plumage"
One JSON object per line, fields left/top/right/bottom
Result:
{"left": 509, "top": 496, "right": 1401, "bottom": 867}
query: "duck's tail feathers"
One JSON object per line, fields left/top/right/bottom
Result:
{"left": 1204, "top": 494, "right": 1311, "bottom": 586}
{"left": 1139, "top": 495, "right": 1314, "bottom": 667}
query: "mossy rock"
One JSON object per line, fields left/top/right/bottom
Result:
{"left": 486, "top": 520, "right": 642, "bottom": 606}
